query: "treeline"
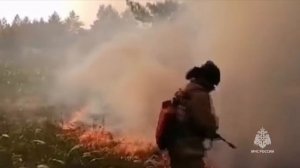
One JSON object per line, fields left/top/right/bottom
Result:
{"left": 0, "top": 5, "right": 133, "bottom": 66}
{"left": 0, "top": 0, "right": 180, "bottom": 66}
{"left": 0, "top": 0, "right": 180, "bottom": 101}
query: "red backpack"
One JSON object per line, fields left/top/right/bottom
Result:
{"left": 155, "top": 100, "right": 177, "bottom": 150}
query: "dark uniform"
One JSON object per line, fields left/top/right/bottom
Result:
{"left": 167, "top": 81, "right": 218, "bottom": 168}
{"left": 165, "top": 61, "right": 220, "bottom": 168}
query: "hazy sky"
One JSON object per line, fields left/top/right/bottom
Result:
{"left": 0, "top": 0, "right": 156, "bottom": 27}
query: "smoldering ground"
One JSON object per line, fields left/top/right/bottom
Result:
{"left": 48, "top": 1, "right": 300, "bottom": 168}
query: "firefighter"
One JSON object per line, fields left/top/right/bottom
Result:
{"left": 156, "top": 60, "right": 221, "bottom": 168}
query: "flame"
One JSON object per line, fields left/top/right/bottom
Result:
{"left": 77, "top": 127, "right": 156, "bottom": 159}
{"left": 69, "top": 105, "right": 89, "bottom": 123}
{"left": 61, "top": 106, "right": 158, "bottom": 161}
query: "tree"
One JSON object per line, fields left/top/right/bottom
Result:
{"left": 126, "top": 0, "right": 180, "bottom": 23}
{"left": 39, "top": 18, "right": 45, "bottom": 24}
{"left": 91, "top": 5, "right": 121, "bottom": 31}
{"left": 0, "top": 18, "right": 9, "bottom": 50}
{"left": 65, "top": 10, "right": 83, "bottom": 34}
{"left": 0, "top": 18, "right": 9, "bottom": 30}
{"left": 146, "top": 0, "right": 179, "bottom": 21}
{"left": 126, "top": 0, "right": 152, "bottom": 23}
{"left": 48, "top": 11, "right": 61, "bottom": 24}
{"left": 88, "top": 5, "right": 123, "bottom": 46}
{"left": 22, "top": 16, "right": 31, "bottom": 25}
{"left": 12, "top": 14, "right": 22, "bottom": 27}
{"left": 46, "top": 12, "right": 67, "bottom": 49}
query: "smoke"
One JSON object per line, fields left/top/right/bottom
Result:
{"left": 52, "top": 12, "right": 197, "bottom": 137}
{"left": 52, "top": 1, "right": 300, "bottom": 167}
{"left": 188, "top": 1, "right": 300, "bottom": 168}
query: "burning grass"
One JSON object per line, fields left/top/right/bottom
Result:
{"left": 0, "top": 106, "right": 167, "bottom": 168}
{"left": 61, "top": 105, "right": 158, "bottom": 161}
{"left": 62, "top": 122, "right": 157, "bottom": 161}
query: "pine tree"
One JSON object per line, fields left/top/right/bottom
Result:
{"left": 12, "top": 14, "right": 22, "bottom": 27}
{"left": 65, "top": 10, "right": 83, "bottom": 34}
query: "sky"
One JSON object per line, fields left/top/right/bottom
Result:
{"left": 0, "top": 0, "right": 156, "bottom": 27}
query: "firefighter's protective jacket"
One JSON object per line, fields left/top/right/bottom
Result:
{"left": 167, "top": 81, "right": 218, "bottom": 168}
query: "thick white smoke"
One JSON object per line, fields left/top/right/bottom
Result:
{"left": 53, "top": 13, "right": 199, "bottom": 137}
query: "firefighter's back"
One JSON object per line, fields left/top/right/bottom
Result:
{"left": 167, "top": 82, "right": 214, "bottom": 168}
